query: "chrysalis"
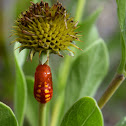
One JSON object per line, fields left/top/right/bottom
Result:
{"left": 34, "top": 64, "right": 53, "bottom": 104}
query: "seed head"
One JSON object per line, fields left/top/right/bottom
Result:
{"left": 12, "top": 1, "right": 81, "bottom": 61}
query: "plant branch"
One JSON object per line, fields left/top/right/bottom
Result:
{"left": 98, "top": 74, "right": 125, "bottom": 109}
{"left": 39, "top": 104, "right": 46, "bottom": 126}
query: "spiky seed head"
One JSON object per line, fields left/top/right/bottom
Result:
{"left": 11, "top": 1, "right": 81, "bottom": 61}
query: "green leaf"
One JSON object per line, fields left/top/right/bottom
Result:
{"left": 0, "top": 102, "right": 18, "bottom": 126}
{"left": 65, "top": 38, "right": 109, "bottom": 112}
{"left": 116, "top": 117, "right": 126, "bottom": 126}
{"left": 61, "top": 97, "right": 104, "bottom": 126}
{"left": 14, "top": 43, "right": 27, "bottom": 126}
{"left": 25, "top": 76, "right": 38, "bottom": 126}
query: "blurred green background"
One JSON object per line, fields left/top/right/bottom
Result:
{"left": 0, "top": 0, "right": 126, "bottom": 126}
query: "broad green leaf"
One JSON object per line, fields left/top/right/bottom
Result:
{"left": 116, "top": 117, "right": 126, "bottom": 126}
{"left": 65, "top": 38, "right": 109, "bottom": 112}
{"left": 0, "top": 102, "right": 18, "bottom": 126}
{"left": 14, "top": 43, "right": 27, "bottom": 126}
{"left": 25, "top": 76, "right": 38, "bottom": 126}
{"left": 61, "top": 97, "right": 104, "bottom": 126}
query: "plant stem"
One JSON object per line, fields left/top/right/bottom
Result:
{"left": 75, "top": 0, "right": 86, "bottom": 22}
{"left": 50, "top": 92, "right": 64, "bottom": 126}
{"left": 98, "top": 74, "right": 125, "bottom": 109}
{"left": 45, "top": 50, "right": 49, "bottom": 65}
{"left": 117, "top": 34, "right": 126, "bottom": 74}
{"left": 39, "top": 104, "right": 46, "bottom": 126}
{"left": 38, "top": 51, "right": 50, "bottom": 126}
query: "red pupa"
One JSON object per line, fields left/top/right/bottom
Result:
{"left": 34, "top": 64, "right": 53, "bottom": 104}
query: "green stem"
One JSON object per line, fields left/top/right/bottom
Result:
{"left": 50, "top": 92, "right": 64, "bottom": 126}
{"left": 118, "top": 34, "right": 126, "bottom": 74}
{"left": 39, "top": 104, "right": 46, "bottom": 126}
{"left": 98, "top": 74, "right": 125, "bottom": 109}
{"left": 39, "top": 51, "right": 50, "bottom": 126}
{"left": 75, "top": 0, "right": 86, "bottom": 21}
{"left": 45, "top": 50, "right": 49, "bottom": 65}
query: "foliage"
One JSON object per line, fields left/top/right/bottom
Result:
{"left": 0, "top": 102, "right": 18, "bottom": 126}
{"left": 14, "top": 43, "right": 27, "bottom": 126}
{"left": 0, "top": 0, "right": 126, "bottom": 126}
{"left": 61, "top": 97, "right": 103, "bottom": 126}
{"left": 25, "top": 76, "right": 38, "bottom": 126}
